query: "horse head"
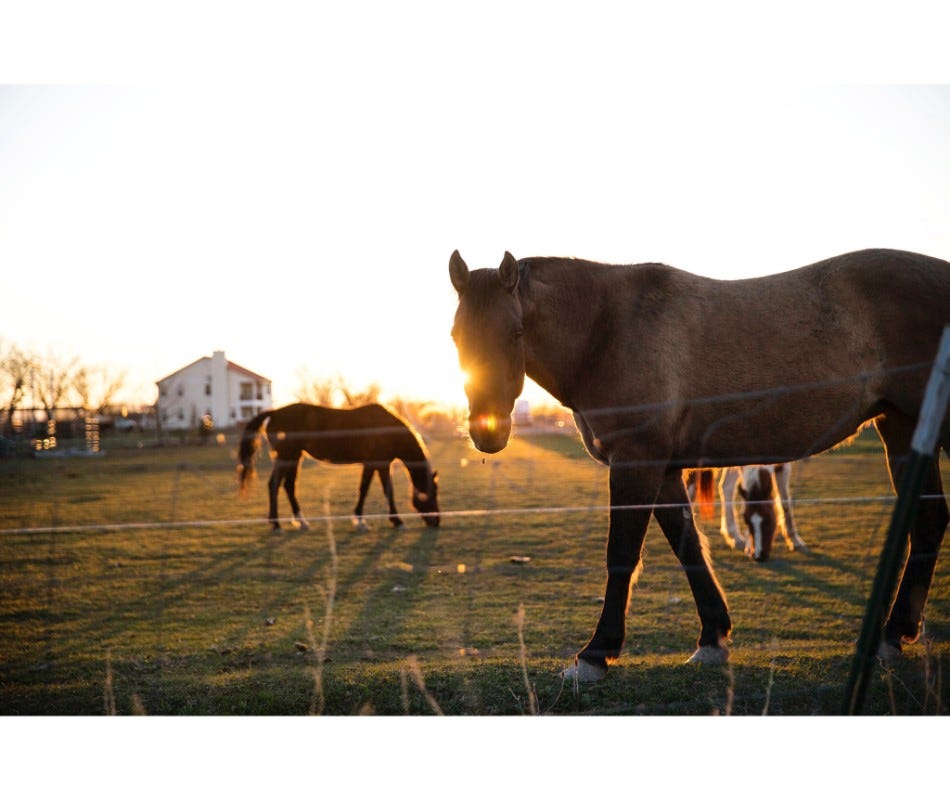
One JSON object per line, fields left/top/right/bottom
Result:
{"left": 449, "top": 250, "right": 526, "bottom": 454}
{"left": 411, "top": 469, "right": 441, "bottom": 527}
{"left": 738, "top": 466, "right": 779, "bottom": 561}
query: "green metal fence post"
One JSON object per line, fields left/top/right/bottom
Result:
{"left": 842, "top": 325, "right": 950, "bottom": 714}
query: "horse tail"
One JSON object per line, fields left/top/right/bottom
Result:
{"left": 694, "top": 468, "right": 716, "bottom": 520}
{"left": 237, "top": 411, "right": 270, "bottom": 495}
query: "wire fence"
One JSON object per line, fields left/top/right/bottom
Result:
{"left": 1, "top": 357, "right": 947, "bottom": 715}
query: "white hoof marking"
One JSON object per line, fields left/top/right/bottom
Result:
{"left": 559, "top": 659, "right": 608, "bottom": 684}
{"left": 721, "top": 531, "right": 746, "bottom": 550}
{"left": 877, "top": 641, "right": 902, "bottom": 662}
{"left": 686, "top": 645, "right": 730, "bottom": 665}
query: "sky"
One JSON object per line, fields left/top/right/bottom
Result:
{"left": 1, "top": 5, "right": 949, "bottom": 414}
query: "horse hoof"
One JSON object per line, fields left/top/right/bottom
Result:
{"left": 720, "top": 532, "right": 745, "bottom": 550}
{"left": 877, "top": 641, "right": 902, "bottom": 662}
{"left": 686, "top": 645, "right": 729, "bottom": 665}
{"left": 297, "top": 520, "right": 310, "bottom": 531}
{"left": 559, "top": 658, "right": 608, "bottom": 684}
{"left": 353, "top": 520, "right": 369, "bottom": 532}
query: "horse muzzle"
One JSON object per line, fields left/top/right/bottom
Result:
{"left": 468, "top": 412, "right": 512, "bottom": 454}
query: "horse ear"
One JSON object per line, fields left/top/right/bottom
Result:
{"left": 449, "top": 250, "right": 469, "bottom": 294}
{"left": 498, "top": 251, "right": 519, "bottom": 292}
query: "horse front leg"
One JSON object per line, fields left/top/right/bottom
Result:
{"left": 562, "top": 459, "right": 662, "bottom": 684}
{"left": 353, "top": 465, "right": 374, "bottom": 532}
{"left": 774, "top": 463, "right": 807, "bottom": 551}
{"left": 718, "top": 467, "right": 745, "bottom": 550}
{"left": 653, "top": 471, "right": 732, "bottom": 663}
{"left": 377, "top": 462, "right": 404, "bottom": 528}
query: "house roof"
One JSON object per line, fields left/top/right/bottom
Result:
{"left": 156, "top": 355, "right": 271, "bottom": 385}
{"left": 226, "top": 360, "right": 270, "bottom": 383}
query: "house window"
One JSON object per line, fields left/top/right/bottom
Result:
{"left": 205, "top": 379, "right": 212, "bottom": 396}
{"left": 240, "top": 382, "right": 253, "bottom": 401}
{"left": 256, "top": 382, "right": 263, "bottom": 400}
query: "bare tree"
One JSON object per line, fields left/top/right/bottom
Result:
{"left": 295, "top": 368, "right": 341, "bottom": 406}
{"left": 32, "top": 351, "right": 81, "bottom": 422}
{"left": 340, "top": 381, "right": 381, "bottom": 408}
{"left": 73, "top": 364, "right": 127, "bottom": 414}
{"left": 0, "top": 342, "right": 34, "bottom": 435}
{"left": 294, "top": 369, "right": 380, "bottom": 408}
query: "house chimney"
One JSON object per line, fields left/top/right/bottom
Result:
{"left": 211, "top": 350, "right": 229, "bottom": 428}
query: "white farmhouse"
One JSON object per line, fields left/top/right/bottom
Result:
{"left": 156, "top": 350, "right": 272, "bottom": 431}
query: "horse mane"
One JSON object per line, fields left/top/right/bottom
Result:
{"left": 376, "top": 403, "right": 433, "bottom": 489}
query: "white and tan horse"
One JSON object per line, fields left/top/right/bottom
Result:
{"left": 708, "top": 464, "right": 806, "bottom": 559}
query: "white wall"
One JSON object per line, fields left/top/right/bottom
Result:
{"left": 157, "top": 351, "right": 271, "bottom": 431}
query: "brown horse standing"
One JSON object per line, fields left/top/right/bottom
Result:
{"left": 448, "top": 247, "right": 949, "bottom": 683}
{"left": 238, "top": 402, "right": 440, "bottom": 531}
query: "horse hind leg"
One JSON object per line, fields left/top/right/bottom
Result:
{"left": 352, "top": 465, "right": 374, "bottom": 532}
{"left": 267, "top": 464, "right": 284, "bottom": 531}
{"left": 283, "top": 458, "right": 310, "bottom": 531}
{"left": 774, "top": 463, "right": 807, "bottom": 551}
{"left": 875, "top": 415, "right": 949, "bottom": 652}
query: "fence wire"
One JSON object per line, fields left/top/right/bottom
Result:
{"left": 1, "top": 357, "right": 947, "bottom": 715}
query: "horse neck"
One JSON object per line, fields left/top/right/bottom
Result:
{"left": 520, "top": 260, "right": 604, "bottom": 407}
{"left": 396, "top": 430, "right": 431, "bottom": 488}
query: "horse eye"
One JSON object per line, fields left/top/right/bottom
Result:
{"left": 511, "top": 329, "right": 524, "bottom": 343}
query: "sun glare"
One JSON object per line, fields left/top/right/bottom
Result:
{"left": 477, "top": 414, "right": 498, "bottom": 433}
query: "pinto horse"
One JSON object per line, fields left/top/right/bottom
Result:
{"left": 689, "top": 464, "right": 805, "bottom": 560}
{"left": 238, "top": 402, "right": 440, "bottom": 531}
{"left": 448, "top": 248, "right": 949, "bottom": 683}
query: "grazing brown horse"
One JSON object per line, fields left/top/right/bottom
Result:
{"left": 448, "top": 248, "right": 949, "bottom": 683}
{"left": 238, "top": 403, "right": 440, "bottom": 531}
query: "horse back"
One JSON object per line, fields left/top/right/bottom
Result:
{"left": 678, "top": 249, "right": 950, "bottom": 460}
{"left": 546, "top": 249, "right": 949, "bottom": 465}
{"left": 264, "top": 402, "right": 416, "bottom": 465}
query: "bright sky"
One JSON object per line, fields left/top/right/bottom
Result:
{"left": 1, "top": 5, "right": 949, "bottom": 412}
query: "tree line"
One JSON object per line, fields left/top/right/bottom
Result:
{"left": 0, "top": 340, "right": 127, "bottom": 434}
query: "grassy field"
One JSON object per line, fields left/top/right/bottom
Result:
{"left": 0, "top": 427, "right": 947, "bottom": 715}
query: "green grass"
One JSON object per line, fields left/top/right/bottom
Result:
{"left": 0, "top": 428, "right": 946, "bottom": 715}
